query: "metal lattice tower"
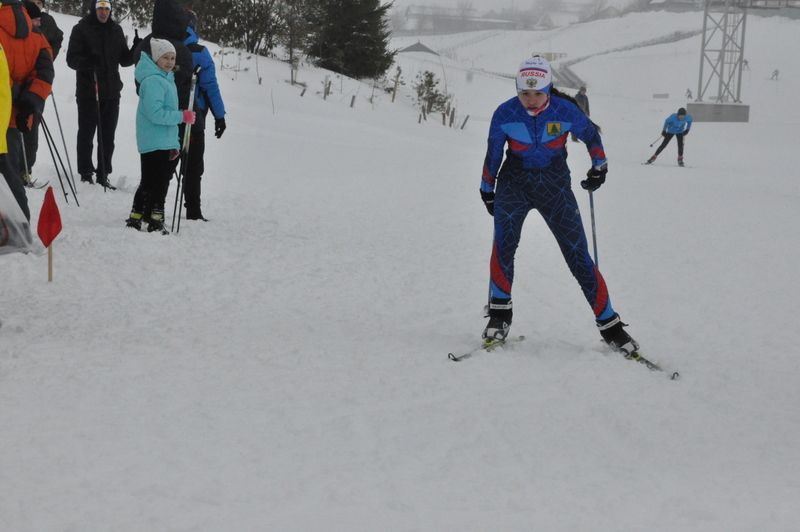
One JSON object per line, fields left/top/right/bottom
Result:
{"left": 696, "top": 0, "right": 749, "bottom": 103}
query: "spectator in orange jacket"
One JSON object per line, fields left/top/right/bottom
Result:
{"left": 0, "top": 0, "right": 54, "bottom": 220}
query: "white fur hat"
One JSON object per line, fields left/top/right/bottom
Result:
{"left": 150, "top": 38, "right": 175, "bottom": 62}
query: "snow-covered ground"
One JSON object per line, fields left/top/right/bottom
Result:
{"left": 2, "top": 10, "right": 799, "bottom": 531}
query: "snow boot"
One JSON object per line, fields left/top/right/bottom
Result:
{"left": 147, "top": 210, "right": 168, "bottom": 234}
{"left": 483, "top": 298, "right": 512, "bottom": 341}
{"left": 645, "top": 156, "right": 656, "bottom": 165}
{"left": 597, "top": 314, "right": 640, "bottom": 355}
{"left": 81, "top": 173, "right": 94, "bottom": 184}
{"left": 125, "top": 212, "right": 143, "bottom": 230}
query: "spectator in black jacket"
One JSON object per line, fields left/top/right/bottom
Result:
{"left": 131, "top": 0, "right": 192, "bottom": 108}
{"left": 66, "top": 0, "right": 135, "bottom": 187}
{"left": 30, "top": 0, "right": 61, "bottom": 57}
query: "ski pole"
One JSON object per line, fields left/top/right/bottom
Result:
{"left": 19, "top": 131, "right": 30, "bottom": 184}
{"left": 41, "top": 117, "right": 80, "bottom": 206}
{"left": 40, "top": 116, "right": 70, "bottom": 204}
{"left": 49, "top": 93, "right": 78, "bottom": 193}
{"left": 172, "top": 66, "right": 202, "bottom": 234}
{"left": 588, "top": 190, "right": 598, "bottom": 267}
{"left": 649, "top": 134, "right": 662, "bottom": 147}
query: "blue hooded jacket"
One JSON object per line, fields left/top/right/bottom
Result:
{"left": 184, "top": 26, "right": 225, "bottom": 119}
{"left": 134, "top": 52, "right": 182, "bottom": 154}
{"left": 663, "top": 113, "right": 692, "bottom": 135}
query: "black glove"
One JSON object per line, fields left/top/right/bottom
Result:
{"left": 214, "top": 117, "right": 226, "bottom": 139}
{"left": 661, "top": 130, "right": 667, "bottom": 137}
{"left": 16, "top": 112, "right": 32, "bottom": 133}
{"left": 132, "top": 29, "right": 142, "bottom": 49}
{"left": 683, "top": 130, "right": 689, "bottom": 137}
{"left": 581, "top": 165, "right": 607, "bottom": 191}
{"left": 480, "top": 189, "right": 495, "bottom": 216}
{"left": 14, "top": 98, "right": 35, "bottom": 134}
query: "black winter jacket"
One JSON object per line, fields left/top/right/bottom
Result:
{"left": 66, "top": 13, "right": 134, "bottom": 100}
{"left": 39, "top": 12, "right": 63, "bottom": 58}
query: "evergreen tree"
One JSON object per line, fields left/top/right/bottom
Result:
{"left": 306, "top": 0, "right": 395, "bottom": 80}
{"left": 277, "top": 0, "right": 311, "bottom": 67}
{"left": 190, "top": 0, "right": 280, "bottom": 54}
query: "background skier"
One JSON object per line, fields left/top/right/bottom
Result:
{"left": 571, "top": 85, "right": 589, "bottom": 142}
{"left": 645, "top": 107, "right": 693, "bottom": 166}
{"left": 479, "top": 55, "right": 639, "bottom": 356}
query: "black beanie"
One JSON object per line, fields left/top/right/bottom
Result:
{"left": 677, "top": 107, "right": 687, "bottom": 116}
{"left": 24, "top": 0, "right": 41, "bottom": 18}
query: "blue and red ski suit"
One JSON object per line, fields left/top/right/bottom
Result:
{"left": 481, "top": 94, "right": 616, "bottom": 321}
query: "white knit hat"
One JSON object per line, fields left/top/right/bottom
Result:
{"left": 150, "top": 38, "right": 175, "bottom": 62}
{"left": 95, "top": 0, "right": 112, "bottom": 9}
{"left": 516, "top": 55, "right": 552, "bottom": 93}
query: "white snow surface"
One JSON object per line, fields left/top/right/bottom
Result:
{"left": 2, "top": 11, "right": 800, "bottom": 532}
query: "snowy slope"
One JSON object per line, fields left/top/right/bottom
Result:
{"left": 2, "top": 10, "right": 799, "bottom": 532}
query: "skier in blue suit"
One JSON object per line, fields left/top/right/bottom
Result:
{"left": 479, "top": 55, "right": 639, "bottom": 355}
{"left": 646, "top": 107, "right": 692, "bottom": 166}
{"left": 182, "top": 11, "right": 226, "bottom": 221}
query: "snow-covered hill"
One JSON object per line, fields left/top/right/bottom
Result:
{"left": 2, "top": 10, "right": 799, "bottom": 531}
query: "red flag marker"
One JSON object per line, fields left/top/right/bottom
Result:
{"left": 37, "top": 187, "right": 62, "bottom": 281}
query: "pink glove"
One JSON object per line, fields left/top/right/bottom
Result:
{"left": 182, "top": 110, "right": 196, "bottom": 125}
{"left": 169, "top": 149, "right": 179, "bottom": 161}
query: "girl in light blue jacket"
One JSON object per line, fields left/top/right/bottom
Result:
{"left": 126, "top": 39, "right": 195, "bottom": 233}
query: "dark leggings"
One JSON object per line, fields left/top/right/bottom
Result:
{"left": 489, "top": 160, "right": 614, "bottom": 319}
{"left": 654, "top": 133, "right": 684, "bottom": 157}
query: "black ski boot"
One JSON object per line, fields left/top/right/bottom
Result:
{"left": 96, "top": 175, "right": 116, "bottom": 190}
{"left": 81, "top": 174, "right": 94, "bottom": 184}
{"left": 644, "top": 156, "right": 656, "bottom": 165}
{"left": 597, "top": 314, "right": 640, "bottom": 355}
{"left": 483, "top": 298, "right": 512, "bottom": 341}
{"left": 678, "top": 156, "right": 685, "bottom": 167}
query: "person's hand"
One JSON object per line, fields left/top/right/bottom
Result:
{"left": 661, "top": 130, "right": 667, "bottom": 137}
{"left": 214, "top": 117, "right": 226, "bottom": 138}
{"left": 132, "top": 29, "right": 142, "bottom": 48}
{"left": 169, "top": 149, "right": 179, "bottom": 161}
{"left": 16, "top": 112, "right": 32, "bottom": 133}
{"left": 683, "top": 130, "right": 689, "bottom": 137}
{"left": 480, "top": 189, "right": 495, "bottom": 216}
{"left": 581, "top": 165, "right": 607, "bottom": 191}
{"left": 14, "top": 99, "right": 35, "bottom": 133}
{"left": 182, "top": 110, "right": 196, "bottom": 125}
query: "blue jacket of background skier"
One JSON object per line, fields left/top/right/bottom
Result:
{"left": 184, "top": 26, "right": 226, "bottom": 119}
{"left": 134, "top": 52, "right": 182, "bottom": 154}
{"left": 663, "top": 113, "right": 692, "bottom": 135}
{"left": 481, "top": 94, "right": 607, "bottom": 193}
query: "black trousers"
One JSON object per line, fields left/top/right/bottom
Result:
{"left": 654, "top": 133, "right": 685, "bottom": 157}
{"left": 179, "top": 109, "right": 208, "bottom": 217}
{"left": 131, "top": 150, "right": 178, "bottom": 219}
{"left": 76, "top": 97, "right": 120, "bottom": 178}
{"left": 21, "top": 114, "right": 40, "bottom": 174}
